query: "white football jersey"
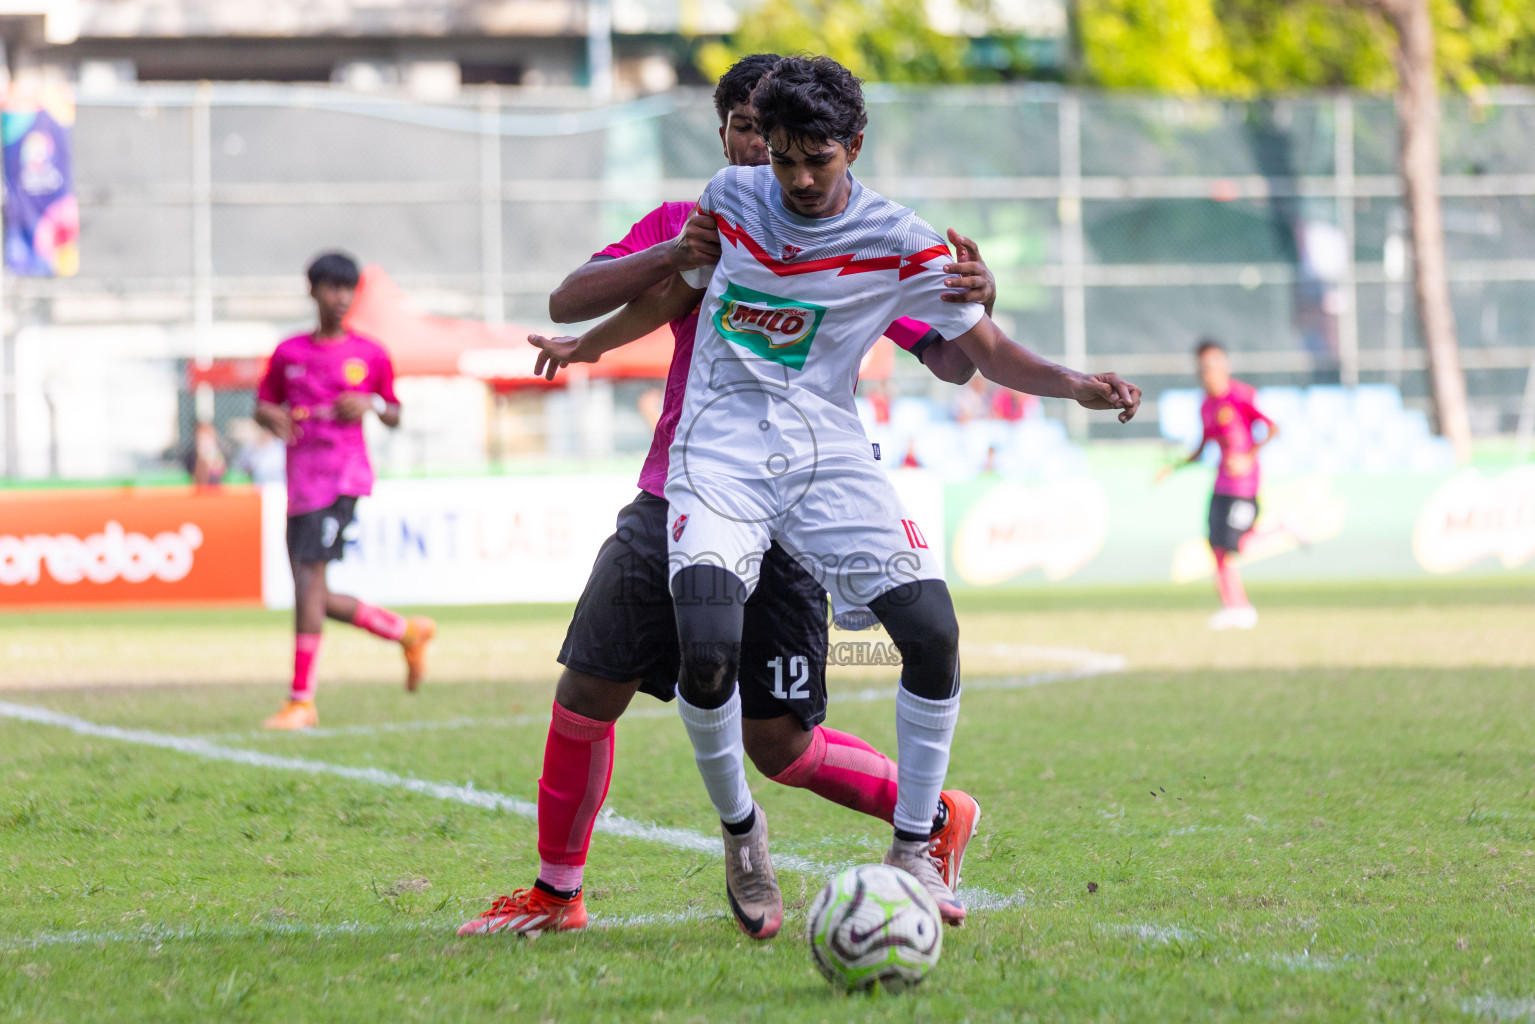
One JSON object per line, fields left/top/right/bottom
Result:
{"left": 669, "top": 165, "right": 984, "bottom": 482}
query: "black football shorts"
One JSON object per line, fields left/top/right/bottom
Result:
{"left": 286, "top": 495, "right": 358, "bottom": 565}
{"left": 1208, "top": 493, "right": 1259, "bottom": 553}
{"left": 558, "top": 492, "right": 830, "bottom": 728}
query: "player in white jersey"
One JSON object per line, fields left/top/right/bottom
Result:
{"left": 659, "top": 56, "right": 1142, "bottom": 937}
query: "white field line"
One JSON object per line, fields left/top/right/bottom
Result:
{"left": 2, "top": 648, "right": 1097, "bottom": 949}
{"left": 0, "top": 699, "right": 1030, "bottom": 915}
{"left": 1, "top": 909, "right": 727, "bottom": 952}
{"left": 210, "top": 646, "right": 1128, "bottom": 743}
{"left": 1102, "top": 923, "right": 1201, "bottom": 946}
{"left": 0, "top": 699, "right": 811, "bottom": 869}
{"left": 1466, "top": 996, "right": 1535, "bottom": 1023}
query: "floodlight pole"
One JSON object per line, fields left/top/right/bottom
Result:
{"left": 1334, "top": 94, "right": 1359, "bottom": 388}
{"left": 1058, "top": 93, "right": 1087, "bottom": 441}
{"left": 587, "top": 0, "right": 613, "bottom": 102}
{"left": 191, "top": 82, "right": 214, "bottom": 426}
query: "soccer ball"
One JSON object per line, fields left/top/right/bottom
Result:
{"left": 806, "top": 864, "right": 943, "bottom": 992}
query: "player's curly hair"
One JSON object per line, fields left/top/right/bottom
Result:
{"left": 307, "top": 251, "right": 360, "bottom": 289}
{"left": 712, "top": 53, "right": 781, "bottom": 126}
{"left": 751, "top": 55, "right": 867, "bottom": 154}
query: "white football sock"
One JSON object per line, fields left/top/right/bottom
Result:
{"left": 677, "top": 688, "right": 755, "bottom": 827}
{"left": 893, "top": 686, "right": 961, "bottom": 838}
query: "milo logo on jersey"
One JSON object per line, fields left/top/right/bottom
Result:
{"left": 713, "top": 282, "right": 827, "bottom": 370}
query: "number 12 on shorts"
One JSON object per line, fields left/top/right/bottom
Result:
{"left": 768, "top": 655, "right": 810, "bottom": 700}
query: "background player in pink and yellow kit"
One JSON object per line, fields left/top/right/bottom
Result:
{"left": 254, "top": 252, "right": 436, "bottom": 730}
{"left": 1160, "top": 338, "right": 1277, "bottom": 630}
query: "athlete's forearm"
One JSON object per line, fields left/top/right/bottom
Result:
{"left": 571, "top": 276, "right": 703, "bottom": 363}
{"left": 254, "top": 400, "right": 292, "bottom": 441}
{"left": 549, "top": 245, "right": 680, "bottom": 324}
{"left": 951, "top": 318, "right": 1085, "bottom": 399}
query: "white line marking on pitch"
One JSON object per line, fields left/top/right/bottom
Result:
{"left": 1, "top": 909, "right": 726, "bottom": 952}
{"left": 209, "top": 649, "right": 1128, "bottom": 742}
{"left": 0, "top": 699, "right": 1036, "bottom": 916}
{"left": 0, "top": 700, "right": 809, "bottom": 867}
{"left": 1, "top": 649, "right": 1098, "bottom": 943}
{"left": 1465, "top": 996, "right": 1535, "bottom": 1022}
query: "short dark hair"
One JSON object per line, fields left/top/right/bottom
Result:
{"left": 1195, "top": 337, "right": 1226, "bottom": 358}
{"left": 307, "top": 251, "right": 360, "bottom": 289}
{"left": 751, "top": 55, "right": 867, "bottom": 154}
{"left": 712, "top": 53, "right": 781, "bottom": 126}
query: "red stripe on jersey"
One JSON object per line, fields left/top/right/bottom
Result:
{"left": 711, "top": 214, "right": 948, "bottom": 279}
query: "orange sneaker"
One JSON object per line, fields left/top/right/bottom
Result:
{"left": 262, "top": 700, "right": 318, "bottom": 731}
{"left": 457, "top": 887, "right": 588, "bottom": 937}
{"left": 401, "top": 616, "right": 436, "bottom": 692}
{"left": 929, "top": 790, "right": 982, "bottom": 891}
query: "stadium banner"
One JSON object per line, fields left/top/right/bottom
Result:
{"left": 257, "top": 471, "right": 947, "bottom": 609}
{"left": 0, "top": 487, "right": 262, "bottom": 607}
{"left": 2, "top": 84, "right": 79, "bottom": 277}
{"left": 943, "top": 463, "right": 1535, "bottom": 589}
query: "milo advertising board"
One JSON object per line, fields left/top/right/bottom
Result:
{"left": 943, "top": 458, "right": 1535, "bottom": 589}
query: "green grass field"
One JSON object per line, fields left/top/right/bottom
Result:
{"left": 3, "top": 580, "right": 1534, "bottom": 1022}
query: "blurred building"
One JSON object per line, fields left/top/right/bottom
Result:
{"left": 8, "top": 0, "right": 1068, "bottom": 97}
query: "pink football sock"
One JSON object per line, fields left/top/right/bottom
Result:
{"left": 1213, "top": 550, "right": 1249, "bottom": 609}
{"left": 536, "top": 701, "right": 616, "bottom": 894}
{"left": 351, "top": 600, "right": 408, "bottom": 642}
{"left": 769, "top": 725, "right": 898, "bottom": 823}
{"left": 290, "top": 633, "right": 321, "bottom": 703}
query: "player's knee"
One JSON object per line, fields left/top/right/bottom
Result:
{"left": 870, "top": 579, "right": 960, "bottom": 701}
{"left": 671, "top": 565, "right": 747, "bottom": 708}
{"left": 676, "top": 640, "right": 739, "bottom": 708}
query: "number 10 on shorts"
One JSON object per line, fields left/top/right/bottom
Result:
{"left": 768, "top": 655, "right": 810, "bottom": 700}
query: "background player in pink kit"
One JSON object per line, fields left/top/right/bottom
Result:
{"left": 1159, "top": 338, "right": 1278, "bottom": 630}
{"left": 254, "top": 252, "right": 436, "bottom": 730}
{"left": 457, "top": 55, "right": 994, "bottom": 938}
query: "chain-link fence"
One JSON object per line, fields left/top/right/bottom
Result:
{"left": 10, "top": 82, "right": 1535, "bottom": 478}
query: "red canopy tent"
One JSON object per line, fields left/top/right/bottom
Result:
{"left": 344, "top": 264, "right": 678, "bottom": 385}
{"left": 188, "top": 263, "right": 896, "bottom": 389}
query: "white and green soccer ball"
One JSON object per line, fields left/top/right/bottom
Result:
{"left": 806, "top": 863, "right": 943, "bottom": 992}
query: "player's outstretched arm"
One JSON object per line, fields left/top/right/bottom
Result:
{"left": 548, "top": 212, "right": 721, "bottom": 323}
{"left": 949, "top": 316, "right": 1142, "bottom": 423}
{"left": 531, "top": 274, "right": 705, "bottom": 381}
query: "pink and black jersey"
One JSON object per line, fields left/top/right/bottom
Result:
{"left": 258, "top": 332, "right": 398, "bottom": 516}
{"left": 596, "top": 202, "right": 946, "bottom": 498}
{"left": 1200, "top": 378, "right": 1270, "bottom": 498}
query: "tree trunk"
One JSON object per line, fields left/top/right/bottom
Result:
{"left": 1384, "top": 0, "right": 1472, "bottom": 461}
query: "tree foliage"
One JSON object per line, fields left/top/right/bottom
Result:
{"left": 696, "top": 0, "right": 974, "bottom": 84}
{"left": 1076, "top": 0, "right": 1535, "bottom": 93}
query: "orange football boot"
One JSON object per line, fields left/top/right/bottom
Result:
{"left": 262, "top": 700, "right": 318, "bottom": 731}
{"left": 457, "top": 888, "right": 588, "bottom": 936}
{"left": 929, "top": 789, "right": 982, "bottom": 891}
{"left": 401, "top": 616, "right": 436, "bottom": 692}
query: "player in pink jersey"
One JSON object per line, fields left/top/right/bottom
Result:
{"left": 1159, "top": 338, "right": 1278, "bottom": 630}
{"left": 254, "top": 252, "right": 436, "bottom": 730}
{"left": 459, "top": 55, "right": 993, "bottom": 938}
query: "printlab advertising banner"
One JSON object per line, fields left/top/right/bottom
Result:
{"left": 257, "top": 472, "right": 947, "bottom": 610}
{"left": 2, "top": 85, "right": 79, "bottom": 278}
{"left": 943, "top": 463, "right": 1535, "bottom": 590}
